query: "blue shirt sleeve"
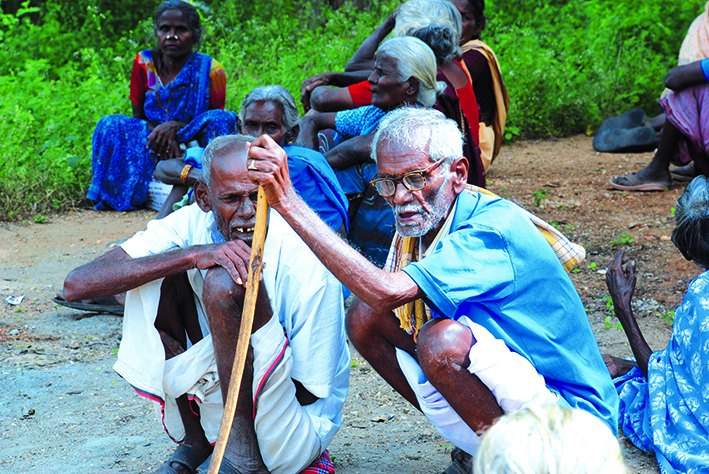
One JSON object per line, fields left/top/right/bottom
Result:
{"left": 335, "top": 106, "right": 385, "bottom": 137}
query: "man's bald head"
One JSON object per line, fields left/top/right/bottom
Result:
{"left": 202, "top": 134, "right": 257, "bottom": 189}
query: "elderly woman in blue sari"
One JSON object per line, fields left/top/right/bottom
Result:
{"left": 604, "top": 176, "right": 709, "bottom": 474}
{"left": 87, "top": 0, "right": 237, "bottom": 211}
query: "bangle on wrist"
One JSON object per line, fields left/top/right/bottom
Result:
{"left": 180, "top": 164, "right": 193, "bottom": 184}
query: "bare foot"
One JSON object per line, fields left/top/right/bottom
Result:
{"left": 603, "top": 354, "right": 637, "bottom": 378}
{"left": 609, "top": 165, "right": 672, "bottom": 191}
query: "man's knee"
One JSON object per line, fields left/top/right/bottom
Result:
{"left": 345, "top": 298, "right": 380, "bottom": 344}
{"left": 203, "top": 266, "right": 246, "bottom": 309}
{"left": 417, "top": 319, "right": 473, "bottom": 376}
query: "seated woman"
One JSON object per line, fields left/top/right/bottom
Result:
{"left": 608, "top": 59, "right": 709, "bottom": 191}
{"left": 297, "top": 36, "right": 444, "bottom": 266}
{"left": 302, "top": 0, "right": 502, "bottom": 183}
{"left": 604, "top": 176, "right": 709, "bottom": 472}
{"left": 88, "top": 0, "right": 237, "bottom": 212}
{"left": 451, "top": 0, "right": 508, "bottom": 171}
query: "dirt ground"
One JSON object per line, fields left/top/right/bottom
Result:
{"left": 0, "top": 135, "right": 688, "bottom": 473}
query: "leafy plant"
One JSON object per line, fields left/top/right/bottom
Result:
{"left": 660, "top": 311, "right": 675, "bottom": 324}
{"left": 611, "top": 232, "right": 634, "bottom": 246}
{"left": 587, "top": 262, "right": 597, "bottom": 270}
{"left": 532, "top": 189, "right": 548, "bottom": 207}
{"left": 604, "top": 316, "right": 623, "bottom": 329}
{"left": 602, "top": 295, "right": 615, "bottom": 315}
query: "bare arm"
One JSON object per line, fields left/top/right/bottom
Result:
{"left": 247, "top": 135, "right": 423, "bottom": 312}
{"left": 665, "top": 60, "right": 707, "bottom": 91}
{"left": 345, "top": 12, "right": 397, "bottom": 72}
{"left": 301, "top": 71, "right": 370, "bottom": 112}
{"left": 294, "top": 113, "right": 338, "bottom": 150}
{"left": 63, "top": 240, "right": 254, "bottom": 302}
{"left": 605, "top": 250, "right": 653, "bottom": 378}
{"left": 325, "top": 134, "right": 374, "bottom": 169}
{"left": 154, "top": 158, "right": 203, "bottom": 186}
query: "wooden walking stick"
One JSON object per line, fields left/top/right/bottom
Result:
{"left": 208, "top": 185, "right": 269, "bottom": 474}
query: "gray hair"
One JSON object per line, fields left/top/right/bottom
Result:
{"left": 394, "top": 0, "right": 462, "bottom": 64}
{"left": 672, "top": 175, "right": 709, "bottom": 269}
{"left": 371, "top": 107, "right": 462, "bottom": 169}
{"left": 201, "top": 134, "right": 256, "bottom": 188}
{"left": 240, "top": 85, "right": 300, "bottom": 131}
{"left": 474, "top": 405, "right": 626, "bottom": 474}
{"left": 378, "top": 37, "right": 446, "bottom": 107}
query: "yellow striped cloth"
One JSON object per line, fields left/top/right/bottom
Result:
{"left": 384, "top": 185, "right": 585, "bottom": 340}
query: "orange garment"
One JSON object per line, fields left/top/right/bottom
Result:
{"left": 461, "top": 40, "right": 509, "bottom": 168}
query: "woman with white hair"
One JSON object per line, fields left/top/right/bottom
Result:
{"left": 297, "top": 36, "right": 444, "bottom": 267}
{"left": 604, "top": 175, "right": 709, "bottom": 473}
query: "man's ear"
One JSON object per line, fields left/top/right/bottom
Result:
{"left": 194, "top": 180, "right": 212, "bottom": 213}
{"left": 405, "top": 76, "right": 420, "bottom": 99}
{"left": 451, "top": 156, "right": 469, "bottom": 194}
{"left": 284, "top": 124, "right": 299, "bottom": 145}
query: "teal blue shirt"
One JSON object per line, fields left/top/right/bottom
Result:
{"left": 403, "top": 191, "right": 619, "bottom": 431}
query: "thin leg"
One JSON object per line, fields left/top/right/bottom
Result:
{"left": 416, "top": 318, "right": 503, "bottom": 434}
{"left": 202, "top": 266, "right": 273, "bottom": 474}
{"left": 345, "top": 297, "right": 420, "bottom": 409}
{"left": 611, "top": 119, "right": 682, "bottom": 188}
{"left": 154, "top": 273, "right": 212, "bottom": 472}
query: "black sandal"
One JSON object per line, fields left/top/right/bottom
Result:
{"left": 151, "top": 444, "right": 210, "bottom": 474}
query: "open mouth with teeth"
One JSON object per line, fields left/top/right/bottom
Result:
{"left": 234, "top": 227, "right": 255, "bottom": 234}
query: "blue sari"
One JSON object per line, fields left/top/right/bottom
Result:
{"left": 88, "top": 52, "right": 237, "bottom": 211}
{"left": 614, "top": 271, "right": 709, "bottom": 474}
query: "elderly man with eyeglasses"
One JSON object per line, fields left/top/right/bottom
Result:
{"left": 247, "top": 106, "right": 618, "bottom": 473}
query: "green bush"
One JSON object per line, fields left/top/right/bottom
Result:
{"left": 0, "top": 0, "right": 706, "bottom": 220}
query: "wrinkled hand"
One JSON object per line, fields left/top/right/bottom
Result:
{"left": 147, "top": 121, "right": 184, "bottom": 160}
{"left": 246, "top": 135, "right": 296, "bottom": 212}
{"left": 605, "top": 249, "right": 636, "bottom": 315}
{"left": 194, "top": 240, "right": 253, "bottom": 286}
{"left": 301, "top": 72, "right": 331, "bottom": 112}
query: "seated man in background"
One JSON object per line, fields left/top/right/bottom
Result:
{"left": 604, "top": 176, "right": 709, "bottom": 473}
{"left": 61, "top": 135, "right": 349, "bottom": 474}
{"left": 247, "top": 107, "right": 619, "bottom": 474}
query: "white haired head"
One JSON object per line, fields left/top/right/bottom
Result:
{"left": 474, "top": 405, "right": 626, "bottom": 474}
{"left": 371, "top": 107, "right": 463, "bottom": 168}
{"left": 394, "top": 0, "right": 462, "bottom": 64}
{"left": 377, "top": 37, "right": 445, "bottom": 108}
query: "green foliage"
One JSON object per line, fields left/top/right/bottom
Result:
{"left": 0, "top": 0, "right": 706, "bottom": 219}
{"left": 486, "top": 0, "right": 705, "bottom": 137}
{"left": 604, "top": 315, "right": 623, "bottom": 329}
{"left": 532, "top": 189, "right": 547, "bottom": 207}
{"left": 602, "top": 295, "right": 615, "bottom": 315}
{"left": 611, "top": 232, "right": 634, "bottom": 246}
{"left": 660, "top": 310, "right": 675, "bottom": 324}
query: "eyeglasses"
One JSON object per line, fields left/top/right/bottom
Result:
{"left": 370, "top": 158, "right": 446, "bottom": 197}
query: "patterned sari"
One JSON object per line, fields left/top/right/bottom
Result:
{"left": 614, "top": 271, "right": 709, "bottom": 474}
{"left": 87, "top": 51, "right": 237, "bottom": 211}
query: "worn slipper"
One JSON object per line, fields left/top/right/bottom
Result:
{"left": 597, "top": 109, "right": 647, "bottom": 134}
{"left": 151, "top": 444, "right": 210, "bottom": 474}
{"left": 52, "top": 295, "right": 124, "bottom": 316}
{"left": 593, "top": 126, "right": 658, "bottom": 153}
{"left": 670, "top": 163, "right": 697, "bottom": 182}
{"left": 608, "top": 174, "right": 671, "bottom": 192}
{"left": 442, "top": 447, "right": 473, "bottom": 474}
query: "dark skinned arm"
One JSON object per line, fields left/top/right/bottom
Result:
{"left": 301, "top": 70, "right": 372, "bottom": 111}
{"left": 154, "top": 158, "right": 203, "bottom": 186}
{"left": 345, "top": 12, "right": 397, "bottom": 72}
{"left": 247, "top": 135, "right": 423, "bottom": 313}
{"left": 63, "top": 239, "right": 254, "bottom": 303}
{"left": 325, "top": 134, "right": 374, "bottom": 169}
{"left": 605, "top": 249, "right": 653, "bottom": 379}
{"left": 309, "top": 86, "right": 357, "bottom": 113}
{"left": 294, "top": 112, "right": 338, "bottom": 150}
{"left": 665, "top": 60, "right": 707, "bottom": 91}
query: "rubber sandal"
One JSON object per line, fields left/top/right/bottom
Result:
{"left": 608, "top": 174, "right": 671, "bottom": 192}
{"left": 597, "top": 109, "right": 647, "bottom": 134}
{"left": 52, "top": 295, "right": 124, "bottom": 316}
{"left": 593, "top": 126, "right": 658, "bottom": 153}
{"left": 151, "top": 444, "right": 210, "bottom": 474}
{"left": 441, "top": 447, "right": 473, "bottom": 474}
{"left": 670, "top": 163, "right": 697, "bottom": 182}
